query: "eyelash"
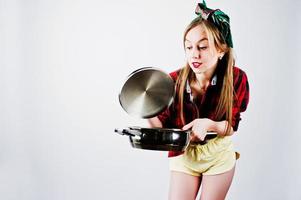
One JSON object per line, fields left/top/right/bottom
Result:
{"left": 185, "top": 46, "right": 207, "bottom": 50}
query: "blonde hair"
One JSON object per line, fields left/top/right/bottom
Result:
{"left": 176, "top": 17, "right": 234, "bottom": 135}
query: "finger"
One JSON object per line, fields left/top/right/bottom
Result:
{"left": 190, "top": 135, "right": 200, "bottom": 142}
{"left": 191, "top": 129, "right": 205, "bottom": 141}
{"left": 200, "top": 132, "right": 207, "bottom": 141}
{"left": 182, "top": 120, "right": 194, "bottom": 130}
{"left": 200, "top": 135, "right": 205, "bottom": 141}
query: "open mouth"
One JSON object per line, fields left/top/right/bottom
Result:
{"left": 192, "top": 62, "right": 202, "bottom": 68}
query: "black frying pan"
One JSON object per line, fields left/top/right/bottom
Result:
{"left": 115, "top": 127, "right": 217, "bottom": 151}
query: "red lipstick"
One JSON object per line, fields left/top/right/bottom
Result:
{"left": 192, "top": 62, "right": 202, "bottom": 68}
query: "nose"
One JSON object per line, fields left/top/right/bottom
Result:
{"left": 192, "top": 48, "right": 201, "bottom": 59}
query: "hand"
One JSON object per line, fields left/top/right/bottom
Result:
{"left": 182, "top": 118, "right": 213, "bottom": 142}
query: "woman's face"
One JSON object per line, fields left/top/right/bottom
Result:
{"left": 184, "top": 24, "right": 221, "bottom": 74}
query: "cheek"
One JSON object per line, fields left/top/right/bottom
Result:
{"left": 203, "top": 52, "right": 218, "bottom": 64}
{"left": 185, "top": 52, "right": 192, "bottom": 61}
{"left": 208, "top": 57, "right": 218, "bottom": 66}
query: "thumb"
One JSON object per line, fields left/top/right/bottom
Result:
{"left": 182, "top": 120, "right": 194, "bottom": 130}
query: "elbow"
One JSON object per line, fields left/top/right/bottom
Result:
{"left": 228, "top": 128, "right": 235, "bottom": 136}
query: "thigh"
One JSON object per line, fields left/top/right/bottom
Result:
{"left": 169, "top": 171, "right": 201, "bottom": 200}
{"left": 200, "top": 166, "right": 235, "bottom": 200}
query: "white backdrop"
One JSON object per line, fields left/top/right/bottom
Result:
{"left": 0, "top": 0, "right": 300, "bottom": 199}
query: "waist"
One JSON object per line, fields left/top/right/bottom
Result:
{"left": 189, "top": 134, "right": 218, "bottom": 145}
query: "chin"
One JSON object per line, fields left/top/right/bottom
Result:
{"left": 191, "top": 67, "right": 207, "bottom": 74}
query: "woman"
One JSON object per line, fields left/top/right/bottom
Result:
{"left": 148, "top": 1, "right": 249, "bottom": 200}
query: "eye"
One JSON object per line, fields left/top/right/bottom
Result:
{"left": 198, "top": 46, "right": 207, "bottom": 50}
{"left": 185, "top": 46, "right": 192, "bottom": 50}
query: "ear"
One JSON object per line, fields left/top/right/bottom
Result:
{"left": 217, "top": 49, "right": 225, "bottom": 58}
{"left": 218, "top": 54, "right": 224, "bottom": 60}
{"left": 216, "top": 44, "right": 227, "bottom": 58}
{"left": 217, "top": 51, "right": 225, "bottom": 60}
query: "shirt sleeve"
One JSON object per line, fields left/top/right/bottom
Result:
{"left": 157, "top": 107, "right": 171, "bottom": 127}
{"left": 156, "top": 70, "right": 179, "bottom": 128}
{"left": 232, "top": 68, "right": 250, "bottom": 131}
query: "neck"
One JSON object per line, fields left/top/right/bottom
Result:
{"left": 195, "top": 66, "right": 216, "bottom": 85}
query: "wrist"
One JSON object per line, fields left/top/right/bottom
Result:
{"left": 208, "top": 120, "right": 226, "bottom": 136}
{"left": 208, "top": 119, "right": 218, "bottom": 131}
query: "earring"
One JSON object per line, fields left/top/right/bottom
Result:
{"left": 219, "top": 55, "right": 223, "bottom": 60}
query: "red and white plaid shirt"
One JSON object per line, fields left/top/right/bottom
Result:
{"left": 157, "top": 66, "right": 250, "bottom": 157}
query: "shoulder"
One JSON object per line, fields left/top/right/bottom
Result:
{"left": 169, "top": 68, "right": 183, "bottom": 82}
{"left": 233, "top": 66, "right": 247, "bottom": 78}
{"left": 233, "top": 66, "right": 249, "bottom": 86}
{"left": 232, "top": 66, "right": 250, "bottom": 112}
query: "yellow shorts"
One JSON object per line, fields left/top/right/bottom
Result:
{"left": 169, "top": 136, "right": 238, "bottom": 176}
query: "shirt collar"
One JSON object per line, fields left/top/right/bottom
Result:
{"left": 210, "top": 74, "right": 217, "bottom": 86}
{"left": 185, "top": 74, "right": 217, "bottom": 102}
{"left": 186, "top": 74, "right": 217, "bottom": 92}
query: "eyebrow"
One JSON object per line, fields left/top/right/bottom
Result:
{"left": 185, "top": 38, "right": 208, "bottom": 43}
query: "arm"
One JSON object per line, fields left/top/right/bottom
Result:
{"left": 182, "top": 118, "right": 234, "bottom": 141}
{"left": 184, "top": 68, "right": 249, "bottom": 141}
{"left": 209, "top": 119, "right": 234, "bottom": 136}
{"left": 147, "top": 117, "right": 163, "bottom": 128}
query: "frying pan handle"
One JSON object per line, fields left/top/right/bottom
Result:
{"left": 114, "top": 128, "right": 142, "bottom": 137}
{"left": 206, "top": 131, "right": 218, "bottom": 135}
{"left": 115, "top": 128, "right": 134, "bottom": 136}
{"left": 185, "top": 130, "right": 217, "bottom": 135}
{"left": 186, "top": 130, "right": 218, "bottom": 144}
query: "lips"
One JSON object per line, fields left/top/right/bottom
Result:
{"left": 192, "top": 62, "right": 202, "bottom": 68}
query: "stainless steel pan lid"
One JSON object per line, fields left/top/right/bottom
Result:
{"left": 119, "top": 67, "right": 175, "bottom": 118}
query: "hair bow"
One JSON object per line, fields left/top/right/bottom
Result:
{"left": 195, "top": 0, "right": 233, "bottom": 48}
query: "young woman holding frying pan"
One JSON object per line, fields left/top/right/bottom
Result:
{"left": 148, "top": 1, "right": 250, "bottom": 199}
